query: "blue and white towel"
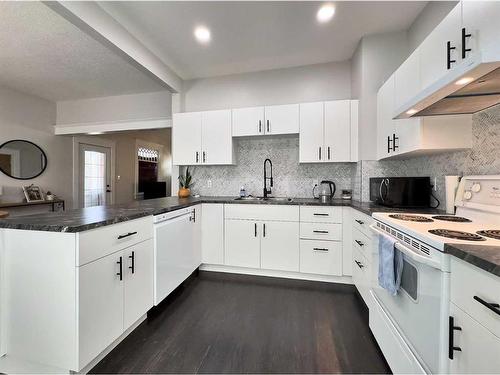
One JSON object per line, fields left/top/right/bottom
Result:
{"left": 378, "top": 233, "right": 404, "bottom": 296}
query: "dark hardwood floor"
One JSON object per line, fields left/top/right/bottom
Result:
{"left": 90, "top": 271, "right": 390, "bottom": 374}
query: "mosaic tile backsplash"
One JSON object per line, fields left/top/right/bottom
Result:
{"left": 184, "top": 104, "right": 500, "bottom": 209}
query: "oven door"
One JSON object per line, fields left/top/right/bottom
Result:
{"left": 370, "top": 226, "right": 448, "bottom": 374}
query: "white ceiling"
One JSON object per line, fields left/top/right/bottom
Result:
{"left": 101, "top": 1, "right": 427, "bottom": 80}
{"left": 0, "top": 2, "right": 166, "bottom": 102}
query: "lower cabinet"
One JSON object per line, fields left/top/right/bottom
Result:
{"left": 352, "top": 244, "right": 371, "bottom": 305}
{"left": 261, "top": 221, "right": 300, "bottom": 272}
{"left": 225, "top": 219, "right": 261, "bottom": 268}
{"left": 201, "top": 203, "right": 224, "bottom": 265}
{"left": 299, "top": 240, "right": 342, "bottom": 276}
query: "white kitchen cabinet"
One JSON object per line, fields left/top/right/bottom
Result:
{"left": 79, "top": 250, "right": 124, "bottom": 369}
{"left": 324, "top": 100, "right": 351, "bottom": 162}
{"left": 352, "top": 244, "right": 371, "bottom": 307}
{"left": 299, "top": 100, "right": 358, "bottom": 163}
{"left": 462, "top": 1, "right": 500, "bottom": 57}
{"left": 172, "top": 112, "right": 202, "bottom": 165}
{"left": 419, "top": 3, "right": 462, "bottom": 90}
{"left": 261, "top": 221, "right": 300, "bottom": 272}
{"left": 201, "top": 204, "right": 224, "bottom": 265}
{"left": 394, "top": 49, "right": 421, "bottom": 110}
{"left": 123, "top": 239, "right": 154, "bottom": 337}
{"left": 225, "top": 220, "right": 261, "bottom": 268}
{"left": 377, "top": 75, "right": 396, "bottom": 160}
{"left": 173, "top": 110, "right": 234, "bottom": 165}
{"left": 264, "top": 104, "right": 299, "bottom": 135}
{"left": 449, "top": 302, "right": 500, "bottom": 374}
{"left": 341, "top": 207, "right": 353, "bottom": 276}
{"left": 299, "top": 102, "right": 324, "bottom": 163}
{"left": 191, "top": 205, "right": 202, "bottom": 268}
{"left": 299, "top": 240, "right": 342, "bottom": 276}
{"left": 232, "top": 106, "right": 265, "bottom": 136}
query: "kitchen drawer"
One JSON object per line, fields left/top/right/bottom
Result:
{"left": 224, "top": 204, "right": 299, "bottom": 222}
{"left": 299, "top": 239, "right": 342, "bottom": 276}
{"left": 78, "top": 216, "right": 153, "bottom": 266}
{"left": 352, "top": 245, "right": 371, "bottom": 307}
{"left": 353, "top": 227, "right": 373, "bottom": 263}
{"left": 299, "top": 222, "right": 342, "bottom": 241}
{"left": 300, "top": 206, "right": 342, "bottom": 223}
{"left": 450, "top": 257, "right": 500, "bottom": 338}
{"left": 352, "top": 210, "right": 372, "bottom": 237}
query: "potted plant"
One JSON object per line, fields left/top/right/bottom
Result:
{"left": 178, "top": 167, "right": 193, "bottom": 198}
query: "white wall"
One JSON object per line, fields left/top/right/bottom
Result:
{"left": 181, "top": 61, "right": 351, "bottom": 112}
{"left": 0, "top": 86, "right": 73, "bottom": 209}
{"left": 56, "top": 91, "right": 172, "bottom": 125}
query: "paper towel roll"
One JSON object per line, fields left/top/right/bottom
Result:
{"left": 445, "top": 176, "right": 460, "bottom": 214}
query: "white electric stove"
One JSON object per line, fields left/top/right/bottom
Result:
{"left": 369, "top": 175, "right": 500, "bottom": 375}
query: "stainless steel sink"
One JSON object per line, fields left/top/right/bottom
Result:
{"left": 264, "top": 197, "right": 294, "bottom": 202}
{"left": 233, "top": 196, "right": 263, "bottom": 201}
{"left": 234, "top": 196, "right": 293, "bottom": 202}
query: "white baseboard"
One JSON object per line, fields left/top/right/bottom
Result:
{"left": 200, "top": 264, "right": 354, "bottom": 285}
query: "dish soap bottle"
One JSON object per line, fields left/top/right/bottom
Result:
{"left": 239, "top": 186, "right": 247, "bottom": 197}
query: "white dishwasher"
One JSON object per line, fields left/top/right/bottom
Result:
{"left": 153, "top": 207, "right": 197, "bottom": 305}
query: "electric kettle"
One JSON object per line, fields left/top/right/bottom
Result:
{"left": 313, "top": 180, "right": 336, "bottom": 202}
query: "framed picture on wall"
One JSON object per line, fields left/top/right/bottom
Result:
{"left": 22, "top": 185, "right": 45, "bottom": 202}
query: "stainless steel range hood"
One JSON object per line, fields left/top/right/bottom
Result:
{"left": 395, "top": 50, "right": 500, "bottom": 119}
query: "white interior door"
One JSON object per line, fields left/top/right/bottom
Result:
{"left": 79, "top": 143, "right": 112, "bottom": 208}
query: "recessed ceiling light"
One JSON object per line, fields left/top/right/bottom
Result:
{"left": 88, "top": 132, "right": 103, "bottom": 135}
{"left": 455, "top": 77, "right": 474, "bottom": 85}
{"left": 406, "top": 109, "right": 418, "bottom": 115}
{"left": 194, "top": 26, "right": 211, "bottom": 44}
{"left": 317, "top": 3, "right": 335, "bottom": 23}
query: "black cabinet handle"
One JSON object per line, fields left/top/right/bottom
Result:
{"left": 203, "top": 151, "right": 206, "bottom": 163}
{"left": 313, "top": 213, "right": 329, "bottom": 217}
{"left": 387, "top": 136, "right": 393, "bottom": 153}
{"left": 313, "top": 230, "right": 329, "bottom": 234}
{"left": 118, "top": 231, "right": 137, "bottom": 240}
{"left": 128, "top": 251, "right": 135, "bottom": 274}
{"left": 327, "top": 146, "right": 331, "bottom": 160}
{"left": 196, "top": 151, "right": 199, "bottom": 163}
{"left": 266, "top": 120, "right": 270, "bottom": 132}
{"left": 313, "top": 247, "right": 329, "bottom": 252}
{"left": 447, "top": 41, "right": 456, "bottom": 69}
{"left": 392, "top": 133, "right": 399, "bottom": 151}
{"left": 355, "top": 219, "right": 364, "bottom": 225}
{"left": 190, "top": 209, "right": 196, "bottom": 223}
{"left": 473, "top": 296, "right": 500, "bottom": 316}
{"left": 355, "top": 260, "right": 364, "bottom": 269}
{"left": 259, "top": 120, "right": 262, "bottom": 133}
{"left": 449, "top": 316, "right": 462, "bottom": 359}
{"left": 462, "top": 28, "right": 472, "bottom": 59}
{"left": 263, "top": 223, "right": 266, "bottom": 237}
{"left": 254, "top": 223, "right": 257, "bottom": 237}
{"left": 117, "top": 256, "right": 123, "bottom": 281}
{"left": 319, "top": 147, "right": 322, "bottom": 160}
{"left": 355, "top": 240, "right": 364, "bottom": 247}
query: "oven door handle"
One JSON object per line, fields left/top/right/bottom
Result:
{"left": 370, "top": 224, "right": 442, "bottom": 270}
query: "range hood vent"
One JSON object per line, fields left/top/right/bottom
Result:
{"left": 395, "top": 51, "right": 500, "bottom": 119}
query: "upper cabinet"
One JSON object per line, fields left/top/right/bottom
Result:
{"left": 299, "top": 100, "right": 358, "bottom": 163}
{"left": 394, "top": 49, "right": 421, "bottom": 110}
{"left": 173, "top": 109, "right": 234, "bottom": 165}
{"left": 232, "top": 104, "right": 299, "bottom": 137}
{"left": 462, "top": 1, "right": 500, "bottom": 55}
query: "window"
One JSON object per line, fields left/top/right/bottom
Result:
{"left": 84, "top": 150, "right": 106, "bottom": 207}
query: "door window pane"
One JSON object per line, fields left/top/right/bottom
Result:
{"left": 84, "top": 150, "right": 106, "bottom": 207}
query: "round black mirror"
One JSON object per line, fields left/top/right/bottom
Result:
{"left": 0, "top": 140, "right": 47, "bottom": 180}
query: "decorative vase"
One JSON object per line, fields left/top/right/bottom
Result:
{"left": 178, "top": 187, "right": 191, "bottom": 198}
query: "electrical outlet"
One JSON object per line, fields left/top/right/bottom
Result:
{"left": 207, "top": 179, "right": 212, "bottom": 188}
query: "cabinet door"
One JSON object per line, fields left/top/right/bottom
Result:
{"left": 232, "top": 106, "right": 265, "bottom": 136}
{"left": 224, "top": 220, "right": 261, "bottom": 268}
{"left": 172, "top": 112, "right": 202, "bottom": 165}
{"left": 377, "top": 75, "right": 395, "bottom": 160}
{"left": 324, "top": 100, "right": 351, "bottom": 162}
{"left": 123, "top": 239, "right": 154, "bottom": 330}
{"left": 201, "top": 109, "right": 233, "bottom": 165}
{"left": 261, "top": 221, "right": 299, "bottom": 272}
{"left": 394, "top": 49, "right": 420, "bottom": 110}
{"left": 449, "top": 303, "right": 500, "bottom": 374}
{"left": 201, "top": 204, "right": 224, "bottom": 265}
{"left": 393, "top": 118, "right": 421, "bottom": 156}
{"left": 264, "top": 104, "right": 299, "bottom": 135}
{"left": 79, "top": 251, "right": 124, "bottom": 369}
{"left": 419, "top": 3, "right": 462, "bottom": 90}
{"left": 462, "top": 1, "right": 500, "bottom": 56}
{"left": 299, "top": 102, "right": 324, "bottom": 163}
{"left": 191, "top": 205, "right": 202, "bottom": 268}
{"left": 299, "top": 239, "right": 342, "bottom": 276}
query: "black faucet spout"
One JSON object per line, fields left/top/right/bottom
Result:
{"left": 263, "top": 159, "right": 273, "bottom": 198}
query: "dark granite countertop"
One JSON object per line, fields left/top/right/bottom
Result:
{"left": 0, "top": 196, "right": 445, "bottom": 233}
{"left": 444, "top": 243, "right": 500, "bottom": 277}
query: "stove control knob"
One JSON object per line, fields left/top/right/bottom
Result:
{"left": 471, "top": 183, "right": 481, "bottom": 193}
{"left": 464, "top": 190, "right": 473, "bottom": 200}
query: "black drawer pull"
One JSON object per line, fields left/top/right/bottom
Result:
{"left": 313, "top": 230, "right": 329, "bottom": 234}
{"left": 355, "top": 240, "right": 364, "bottom": 247}
{"left": 118, "top": 231, "right": 137, "bottom": 240}
{"left": 355, "top": 219, "right": 364, "bottom": 225}
{"left": 355, "top": 260, "right": 364, "bottom": 269}
{"left": 128, "top": 251, "right": 135, "bottom": 274}
{"left": 117, "top": 256, "right": 123, "bottom": 281}
{"left": 313, "top": 247, "right": 329, "bottom": 252}
{"left": 313, "top": 213, "right": 329, "bottom": 216}
{"left": 473, "top": 296, "right": 500, "bottom": 316}
{"left": 449, "top": 316, "right": 462, "bottom": 360}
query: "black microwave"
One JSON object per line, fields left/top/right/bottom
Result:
{"left": 369, "top": 177, "right": 431, "bottom": 208}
